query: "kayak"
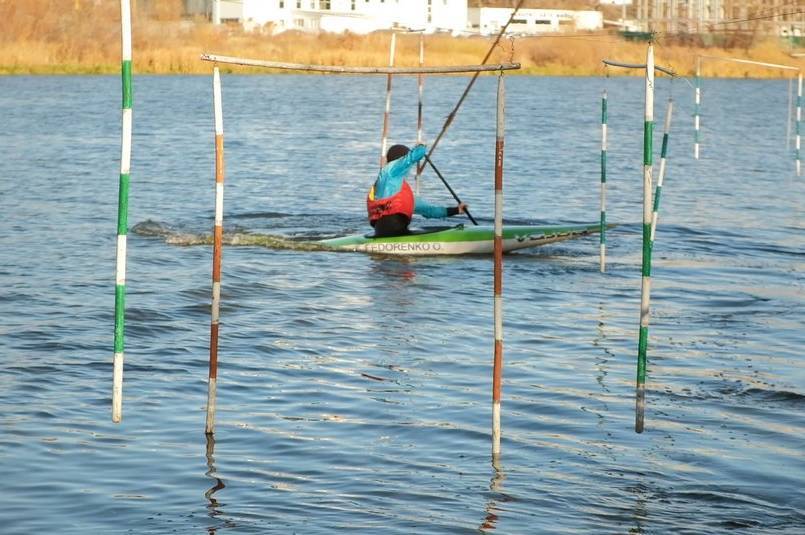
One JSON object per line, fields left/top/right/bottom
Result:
{"left": 317, "top": 223, "right": 604, "bottom": 255}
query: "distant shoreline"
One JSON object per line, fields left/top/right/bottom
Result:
{"left": 2, "top": 69, "right": 802, "bottom": 79}
{"left": 1, "top": 28, "right": 802, "bottom": 78}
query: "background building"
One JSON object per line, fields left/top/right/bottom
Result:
{"left": 240, "top": 0, "right": 468, "bottom": 34}
{"left": 468, "top": 6, "right": 603, "bottom": 35}
{"left": 184, "top": 0, "right": 242, "bottom": 23}
{"left": 184, "top": 1, "right": 803, "bottom": 39}
{"left": 627, "top": 0, "right": 803, "bottom": 36}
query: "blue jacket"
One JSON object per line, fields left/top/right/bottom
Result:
{"left": 372, "top": 145, "right": 450, "bottom": 219}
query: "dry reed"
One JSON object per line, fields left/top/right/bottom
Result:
{"left": 1, "top": 0, "right": 803, "bottom": 77}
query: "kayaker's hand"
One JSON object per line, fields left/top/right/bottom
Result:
{"left": 457, "top": 203, "right": 468, "bottom": 214}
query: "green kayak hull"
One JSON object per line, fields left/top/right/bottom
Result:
{"left": 318, "top": 223, "right": 604, "bottom": 255}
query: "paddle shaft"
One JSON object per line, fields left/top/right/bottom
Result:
{"left": 422, "top": 0, "right": 524, "bottom": 211}
{"left": 424, "top": 0, "right": 525, "bottom": 163}
{"left": 423, "top": 155, "right": 478, "bottom": 225}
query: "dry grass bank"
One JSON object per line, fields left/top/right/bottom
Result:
{"left": 1, "top": 0, "right": 803, "bottom": 77}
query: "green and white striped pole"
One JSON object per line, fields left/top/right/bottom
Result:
{"left": 112, "top": 0, "right": 132, "bottom": 423}
{"left": 696, "top": 55, "right": 798, "bottom": 172}
{"left": 651, "top": 98, "right": 673, "bottom": 244}
{"left": 635, "top": 43, "right": 655, "bottom": 434}
{"left": 693, "top": 56, "right": 700, "bottom": 160}
{"left": 600, "top": 89, "right": 608, "bottom": 272}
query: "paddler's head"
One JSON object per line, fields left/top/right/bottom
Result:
{"left": 386, "top": 144, "right": 410, "bottom": 163}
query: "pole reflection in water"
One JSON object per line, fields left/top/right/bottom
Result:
{"left": 594, "top": 302, "right": 613, "bottom": 395}
{"left": 368, "top": 257, "right": 419, "bottom": 317}
{"left": 204, "top": 434, "right": 233, "bottom": 533}
{"left": 369, "top": 256, "right": 417, "bottom": 284}
{"left": 593, "top": 303, "right": 614, "bottom": 437}
{"left": 479, "top": 454, "right": 512, "bottom": 532}
{"left": 627, "top": 482, "right": 650, "bottom": 534}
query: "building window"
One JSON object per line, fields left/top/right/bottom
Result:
{"left": 322, "top": 0, "right": 330, "bottom": 8}
{"left": 296, "top": 0, "right": 301, "bottom": 8}
{"left": 351, "top": 0, "right": 356, "bottom": 9}
{"left": 279, "top": 0, "right": 284, "bottom": 7}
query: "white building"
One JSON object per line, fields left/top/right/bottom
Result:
{"left": 242, "top": 0, "right": 468, "bottom": 35}
{"left": 468, "top": 7, "right": 604, "bottom": 36}
{"left": 185, "top": 0, "right": 243, "bottom": 22}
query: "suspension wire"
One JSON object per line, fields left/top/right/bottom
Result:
{"left": 652, "top": 39, "right": 697, "bottom": 91}
{"left": 507, "top": 36, "right": 516, "bottom": 65}
{"left": 710, "top": 8, "right": 805, "bottom": 27}
{"left": 668, "top": 71, "right": 676, "bottom": 100}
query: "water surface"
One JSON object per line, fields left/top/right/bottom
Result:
{"left": 1, "top": 73, "right": 803, "bottom": 533}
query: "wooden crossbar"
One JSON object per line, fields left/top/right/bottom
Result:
{"left": 201, "top": 54, "right": 520, "bottom": 74}
{"left": 602, "top": 59, "right": 676, "bottom": 77}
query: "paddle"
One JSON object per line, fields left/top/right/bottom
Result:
{"left": 420, "top": 0, "right": 524, "bottom": 224}
{"left": 423, "top": 154, "right": 478, "bottom": 226}
{"left": 424, "top": 0, "right": 525, "bottom": 162}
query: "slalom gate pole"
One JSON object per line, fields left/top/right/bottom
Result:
{"left": 492, "top": 73, "right": 505, "bottom": 456}
{"left": 787, "top": 77, "right": 793, "bottom": 150}
{"left": 112, "top": 0, "right": 133, "bottom": 423}
{"left": 635, "top": 43, "right": 655, "bottom": 434}
{"left": 415, "top": 34, "right": 425, "bottom": 195}
{"left": 694, "top": 56, "right": 701, "bottom": 160}
{"left": 206, "top": 66, "right": 225, "bottom": 435}
{"left": 380, "top": 33, "right": 396, "bottom": 166}
{"left": 600, "top": 88, "right": 608, "bottom": 273}
{"left": 651, "top": 98, "right": 673, "bottom": 244}
{"left": 696, "top": 55, "right": 798, "bottom": 173}
{"left": 797, "top": 72, "right": 802, "bottom": 177}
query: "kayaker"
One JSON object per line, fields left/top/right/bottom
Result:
{"left": 367, "top": 143, "right": 468, "bottom": 237}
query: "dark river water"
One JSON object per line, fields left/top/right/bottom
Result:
{"left": 1, "top": 72, "right": 803, "bottom": 533}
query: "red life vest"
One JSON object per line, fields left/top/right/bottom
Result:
{"left": 366, "top": 180, "right": 415, "bottom": 227}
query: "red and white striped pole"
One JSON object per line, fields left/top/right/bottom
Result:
{"left": 206, "top": 66, "right": 225, "bottom": 435}
{"left": 415, "top": 33, "right": 425, "bottom": 195}
{"left": 380, "top": 33, "right": 396, "bottom": 166}
{"left": 492, "top": 73, "right": 505, "bottom": 457}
